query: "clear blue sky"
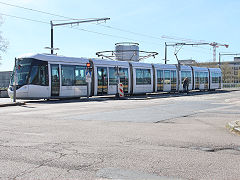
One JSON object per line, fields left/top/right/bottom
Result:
{"left": 0, "top": 0, "right": 239, "bottom": 71}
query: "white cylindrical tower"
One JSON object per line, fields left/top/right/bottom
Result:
{"left": 115, "top": 42, "right": 139, "bottom": 62}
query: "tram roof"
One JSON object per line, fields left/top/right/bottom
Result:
{"left": 18, "top": 53, "right": 90, "bottom": 64}
{"left": 130, "top": 61, "right": 153, "bottom": 68}
{"left": 90, "top": 59, "right": 130, "bottom": 66}
{"left": 180, "top": 65, "right": 192, "bottom": 71}
{"left": 191, "top": 66, "right": 209, "bottom": 71}
{"left": 208, "top": 68, "right": 221, "bottom": 72}
{"left": 153, "top": 64, "right": 177, "bottom": 69}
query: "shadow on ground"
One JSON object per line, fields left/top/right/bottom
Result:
{"left": 23, "top": 89, "right": 236, "bottom": 105}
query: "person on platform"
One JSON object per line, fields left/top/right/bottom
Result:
{"left": 183, "top": 77, "right": 189, "bottom": 94}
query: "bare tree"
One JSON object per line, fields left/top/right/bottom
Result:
{"left": 0, "top": 16, "right": 9, "bottom": 63}
{"left": 221, "top": 62, "right": 232, "bottom": 83}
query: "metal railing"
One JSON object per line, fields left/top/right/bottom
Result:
{"left": 222, "top": 83, "right": 240, "bottom": 88}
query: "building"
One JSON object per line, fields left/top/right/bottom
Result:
{"left": 179, "top": 59, "right": 196, "bottom": 65}
{"left": 0, "top": 71, "right": 12, "bottom": 89}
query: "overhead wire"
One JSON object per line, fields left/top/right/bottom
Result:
{"left": 0, "top": 1, "right": 74, "bottom": 20}
{"left": 0, "top": 0, "right": 216, "bottom": 61}
{"left": 0, "top": 12, "right": 162, "bottom": 46}
{"left": 0, "top": 1, "right": 210, "bottom": 44}
{"left": 0, "top": 12, "right": 49, "bottom": 25}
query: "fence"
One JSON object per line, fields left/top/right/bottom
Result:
{"left": 0, "top": 71, "right": 12, "bottom": 90}
{"left": 222, "top": 83, "right": 240, "bottom": 88}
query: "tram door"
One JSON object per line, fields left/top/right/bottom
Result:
{"left": 157, "top": 70, "right": 163, "bottom": 91}
{"left": 204, "top": 72, "right": 209, "bottom": 89}
{"left": 97, "top": 67, "right": 108, "bottom": 95}
{"left": 171, "top": 70, "right": 177, "bottom": 91}
{"left": 51, "top": 64, "right": 60, "bottom": 96}
{"left": 195, "top": 72, "right": 200, "bottom": 89}
{"left": 120, "top": 68, "right": 129, "bottom": 93}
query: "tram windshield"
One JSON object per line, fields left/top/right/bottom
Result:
{"left": 10, "top": 58, "right": 48, "bottom": 87}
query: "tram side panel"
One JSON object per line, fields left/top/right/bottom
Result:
{"left": 48, "top": 61, "right": 90, "bottom": 98}
{"left": 131, "top": 62, "right": 153, "bottom": 94}
{"left": 191, "top": 67, "right": 209, "bottom": 91}
{"left": 153, "top": 64, "right": 178, "bottom": 92}
{"left": 179, "top": 65, "right": 193, "bottom": 92}
{"left": 74, "top": 64, "right": 90, "bottom": 97}
{"left": 209, "top": 68, "right": 222, "bottom": 90}
{"left": 92, "top": 60, "right": 130, "bottom": 96}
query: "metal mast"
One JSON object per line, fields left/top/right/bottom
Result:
{"left": 49, "top": 18, "right": 110, "bottom": 54}
{"left": 165, "top": 42, "right": 229, "bottom": 63}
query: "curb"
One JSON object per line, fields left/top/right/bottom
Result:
{"left": 0, "top": 102, "right": 25, "bottom": 107}
{"left": 226, "top": 121, "right": 240, "bottom": 135}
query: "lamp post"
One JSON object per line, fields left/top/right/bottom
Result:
{"left": 13, "top": 58, "right": 17, "bottom": 102}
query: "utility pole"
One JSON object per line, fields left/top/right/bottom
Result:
{"left": 50, "top": 21, "right": 54, "bottom": 54}
{"left": 49, "top": 18, "right": 110, "bottom": 54}
{"left": 13, "top": 58, "right": 17, "bottom": 102}
{"left": 219, "top": 53, "right": 240, "bottom": 68}
{"left": 164, "top": 42, "right": 167, "bottom": 64}
{"left": 173, "top": 44, "right": 184, "bottom": 92}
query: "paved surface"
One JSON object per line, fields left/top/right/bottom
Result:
{"left": 0, "top": 90, "right": 240, "bottom": 179}
{"left": 0, "top": 98, "right": 25, "bottom": 107}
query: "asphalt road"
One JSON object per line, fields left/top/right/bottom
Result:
{"left": 0, "top": 90, "right": 240, "bottom": 180}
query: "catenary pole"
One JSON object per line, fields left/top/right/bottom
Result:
{"left": 50, "top": 18, "right": 110, "bottom": 54}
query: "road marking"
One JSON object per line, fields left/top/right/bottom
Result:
{"left": 24, "top": 133, "right": 44, "bottom": 136}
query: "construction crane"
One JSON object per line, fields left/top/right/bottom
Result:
{"left": 209, "top": 42, "right": 229, "bottom": 62}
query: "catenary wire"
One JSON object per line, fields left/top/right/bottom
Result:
{"left": 0, "top": 1, "right": 210, "bottom": 44}
{"left": 0, "top": 12, "right": 162, "bottom": 46}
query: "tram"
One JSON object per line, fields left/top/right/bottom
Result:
{"left": 8, "top": 53, "right": 222, "bottom": 99}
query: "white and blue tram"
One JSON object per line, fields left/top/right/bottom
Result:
{"left": 8, "top": 53, "right": 222, "bottom": 99}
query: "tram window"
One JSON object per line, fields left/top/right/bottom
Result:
{"left": 181, "top": 71, "right": 191, "bottom": 84}
{"left": 75, "top": 66, "right": 86, "bottom": 85}
{"left": 212, "top": 72, "right": 220, "bottom": 83}
{"left": 157, "top": 70, "right": 163, "bottom": 84}
{"left": 204, "top": 72, "right": 208, "bottom": 83}
{"left": 136, "top": 69, "right": 151, "bottom": 85}
{"left": 171, "top": 70, "right": 176, "bottom": 83}
{"left": 109, "top": 67, "right": 118, "bottom": 85}
{"left": 181, "top": 71, "right": 185, "bottom": 83}
{"left": 62, "top": 65, "right": 74, "bottom": 86}
{"left": 200, "top": 72, "right": 204, "bottom": 83}
{"left": 143, "top": 69, "right": 151, "bottom": 84}
{"left": 136, "top": 69, "right": 143, "bottom": 84}
{"left": 195, "top": 72, "right": 200, "bottom": 83}
{"left": 40, "top": 65, "right": 48, "bottom": 85}
{"left": 211, "top": 72, "right": 215, "bottom": 83}
{"left": 119, "top": 68, "right": 128, "bottom": 85}
{"left": 164, "top": 70, "right": 170, "bottom": 84}
{"left": 29, "top": 64, "right": 48, "bottom": 86}
{"left": 29, "top": 66, "right": 39, "bottom": 85}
